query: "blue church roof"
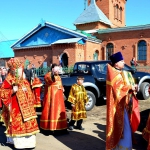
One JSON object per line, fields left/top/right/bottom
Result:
{"left": 0, "top": 39, "right": 17, "bottom": 58}
{"left": 11, "top": 21, "right": 89, "bottom": 49}
{"left": 74, "top": 0, "right": 112, "bottom": 26}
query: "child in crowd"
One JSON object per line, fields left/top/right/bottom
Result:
{"left": 68, "top": 76, "right": 89, "bottom": 130}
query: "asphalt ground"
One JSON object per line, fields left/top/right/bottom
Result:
{"left": 0, "top": 99, "right": 149, "bottom": 150}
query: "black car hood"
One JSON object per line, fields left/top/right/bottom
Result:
{"left": 133, "top": 71, "right": 150, "bottom": 78}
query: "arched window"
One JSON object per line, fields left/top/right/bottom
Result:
{"left": 114, "top": 4, "right": 119, "bottom": 19}
{"left": 114, "top": 5, "right": 117, "bottom": 19}
{"left": 106, "top": 43, "right": 114, "bottom": 60}
{"left": 138, "top": 40, "right": 147, "bottom": 61}
{"left": 118, "top": 7, "right": 120, "bottom": 20}
{"left": 93, "top": 50, "right": 99, "bottom": 60}
{"left": 61, "top": 53, "right": 68, "bottom": 67}
{"left": 120, "top": 7, "right": 122, "bottom": 21}
{"left": 116, "top": 4, "right": 119, "bottom": 20}
{"left": 114, "top": 4, "right": 122, "bottom": 22}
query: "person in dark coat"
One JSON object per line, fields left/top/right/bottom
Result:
{"left": 24, "top": 64, "right": 32, "bottom": 83}
{"left": 1, "top": 67, "right": 7, "bottom": 82}
{"left": 130, "top": 57, "right": 139, "bottom": 69}
{"left": 31, "top": 64, "right": 36, "bottom": 81}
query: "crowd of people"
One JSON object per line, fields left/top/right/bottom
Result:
{"left": 0, "top": 59, "right": 40, "bottom": 149}
{"left": 0, "top": 59, "right": 89, "bottom": 149}
{"left": 0, "top": 55, "right": 150, "bottom": 149}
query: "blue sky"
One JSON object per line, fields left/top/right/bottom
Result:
{"left": 0, "top": 0, "right": 150, "bottom": 41}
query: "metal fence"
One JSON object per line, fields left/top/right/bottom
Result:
{"left": 36, "top": 65, "right": 150, "bottom": 76}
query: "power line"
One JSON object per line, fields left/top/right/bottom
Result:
{"left": 0, "top": 31, "right": 9, "bottom": 42}
{"left": 0, "top": 31, "right": 15, "bottom": 46}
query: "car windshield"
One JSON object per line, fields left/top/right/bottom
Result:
{"left": 95, "top": 63, "right": 107, "bottom": 74}
{"left": 95, "top": 62, "right": 134, "bottom": 74}
{"left": 73, "top": 64, "right": 91, "bottom": 74}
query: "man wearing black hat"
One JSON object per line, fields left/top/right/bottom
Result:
{"left": 106, "top": 52, "right": 139, "bottom": 150}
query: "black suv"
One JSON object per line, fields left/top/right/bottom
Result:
{"left": 61, "top": 61, "right": 150, "bottom": 111}
{"left": 39, "top": 61, "right": 150, "bottom": 111}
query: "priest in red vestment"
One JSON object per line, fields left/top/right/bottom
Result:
{"left": 106, "top": 52, "right": 139, "bottom": 150}
{"left": 0, "top": 83, "right": 2, "bottom": 123}
{"left": 1, "top": 58, "right": 39, "bottom": 149}
{"left": 31, "top": 75, "right": 43, "bottom": 108}
{"left": 40, "top": 64, "right": 68, "bottom": 135}
{"left": 0, "top": 84, "right": 2, "bottom": 108}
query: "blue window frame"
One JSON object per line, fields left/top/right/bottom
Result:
{"left": 138, "top": 40, "right": 147, "bottom": 61}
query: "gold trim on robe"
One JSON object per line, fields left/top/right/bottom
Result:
{"left": 40, "top": 72, "right": 67, "bottom": 131}
{"left": 31, "top": 77, "right": 43, "bottom": 108}
{"left": 1, "top": 73, "right": 39, "bottom": 137}
{"left": 68, "top": 83, "right": 89, "bottom": 120}
{"left": 106, "top": 64, "right": 131, "bottom": 150}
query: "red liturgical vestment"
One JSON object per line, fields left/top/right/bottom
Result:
{"left": 40, "top": 72, "right": 67, "bottom": 131}
{"left": 106, "top": 64, "right": 132, "bottom": 149}
{"left": 32, "top": 77, "right": 43, "bottom": 107}
{"left": 1, "top": 73, "right": 39, "bottom": 137}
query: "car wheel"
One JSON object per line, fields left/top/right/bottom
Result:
{"left": 85, "top": 91, "right": 96, "bottom": 111}
{"left": 140, "top": 82, "right": 150, "bottom": 100}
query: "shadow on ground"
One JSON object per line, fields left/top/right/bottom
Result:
{"left": 93, "top": 123, "right": 106, "bottom": 141}
{"left": 0, "top": 100, "right": 149, "bottom": 150}
{"left": 93, "top": 122, "right": 148, "bottom": 150}
{"left": 0, "top": 123, "right": 17, "bottom": 150}
{"left": 138, "top": 109, "right": 149, "bottom": 132}
{"left": 53, "top": 129, "right": 105, "bottom": 150}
